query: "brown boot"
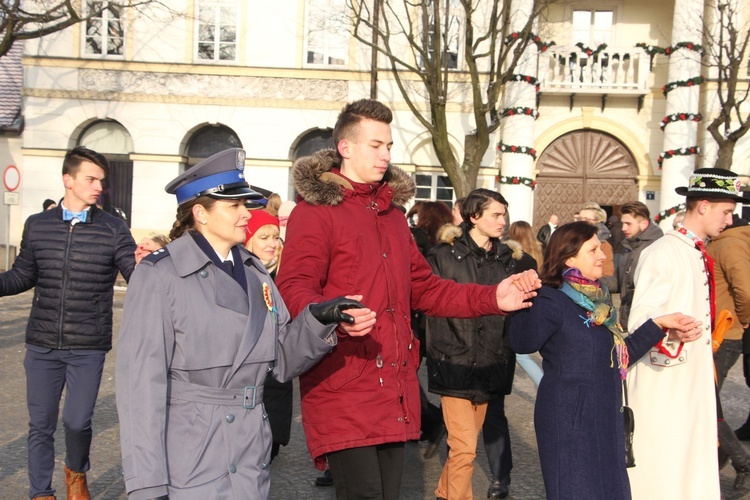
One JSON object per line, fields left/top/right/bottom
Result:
{"left": 32, "top": 496, "right": 56, "bottom": 500}
{"left": 64, "top": 465, "right": 90, "bottom": 500}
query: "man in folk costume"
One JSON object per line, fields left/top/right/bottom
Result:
{"left": 627, "top": 168, "right": 748, "bottom": 499}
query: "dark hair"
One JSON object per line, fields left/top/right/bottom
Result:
{"left": 454, "top": 197, "right": 466, "bottom": 211}
{"left": 169, "top": 196, "right": 220, "bottom": 241}
{"left": 333, "top": 99, "right": 393, "bottom": 146}
{"left": 62, "top": 146, "right": 109, "bottom": 177}
{"left": 460, "top": 189, "right": 508, "bottom": 229}
{"left": 42, "top": 199, "right": 57, "bottom": 210}
{"left": 540, "top": 221, "right": 598, "bottom": 288}
{"left": 416, "top": 201, "right": 453, "bottom": 246}
{"left": 620, "top": 201, "right": 650, "bottom": 220}
{"left": 406, "top": 200, "right": 425, "bottom": 226}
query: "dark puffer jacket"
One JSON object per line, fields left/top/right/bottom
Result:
{"left": 426, "top": 224, "right": 537, "bottom": 402}
{"left": 0, "top": 205, "right": 136, "bottom": 350}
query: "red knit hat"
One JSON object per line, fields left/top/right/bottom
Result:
{"left": 244, "top": 210, "right": 280, "bottom": 245}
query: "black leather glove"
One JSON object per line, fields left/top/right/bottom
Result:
{"left": 310, "top": 297, "right": 364, "bottom": 325}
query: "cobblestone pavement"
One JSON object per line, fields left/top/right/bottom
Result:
{"left": 1, "top": 290, "right": 748, "bottom": 499}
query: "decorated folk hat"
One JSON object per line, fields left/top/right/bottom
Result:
{"left": 675, "top": 168, "right": 748, "bottom": 201}
{"left": 165, "top": 148, "right": 266, "bottom": 206}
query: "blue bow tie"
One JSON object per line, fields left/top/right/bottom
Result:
{"left": 62, "top": 208, "right": 88, "bottom": 223}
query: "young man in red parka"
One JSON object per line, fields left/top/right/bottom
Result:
{"left": 276, "top": 99, "right": 540, "bottom": 499}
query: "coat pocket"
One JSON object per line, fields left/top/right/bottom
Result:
{"left": 428, "top": 340, "right": 472, "bottom": 390}
{"left": 324, "top": 338, "right": 368, "bottom": 390}
{"left": 572, "top": 385, "right": 589, "bottom": 431}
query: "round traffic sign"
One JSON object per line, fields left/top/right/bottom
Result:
{"left": 4, "top": 165, "right": 20, "bottom": 192}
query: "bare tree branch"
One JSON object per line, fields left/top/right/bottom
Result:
{"left": 347, "top": 0, "right": 556, "bottom": 197}
{"left": 703, "top": 0, "right": 750, "bottom": 168}
{"left": 1, "top": 0, "right": 176, "bottom": 57}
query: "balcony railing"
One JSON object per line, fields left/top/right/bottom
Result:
{"left": 538, "top": 46, "right": 650, "bottom": 95}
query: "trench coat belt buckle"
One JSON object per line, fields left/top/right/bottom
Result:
{"left": 168, "top": 380, "right": 264, "bottom": 409}
{"left": 243, "top": 386, "right": 258, "bottom": 409}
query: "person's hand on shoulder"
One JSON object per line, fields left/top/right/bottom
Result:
{"left": 496, "top": 270, "right": 541, "bottom": 312}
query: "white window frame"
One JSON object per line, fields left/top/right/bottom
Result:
{"left": 570, "top": 5, "right": 617, "bottom": 47}
{"left": 194, "top": 0, "right": 239, "bottom": 64}
{"left": 419, "top": 0, "right": 462, "bottom": 71}
{"left": 414, "top": 172, "right": 455, "bottom": 203}
{"left": 82, "top": 1, "right": 125, "bottom": 59}
{"left": 304, "top": 0, "right": 350, "bottom": 68}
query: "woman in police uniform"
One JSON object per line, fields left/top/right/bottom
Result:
{"left": 115, "top": 148, "right": 365, "bottom": 500}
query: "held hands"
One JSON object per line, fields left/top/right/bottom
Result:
{"left": 652, "top": 313, "right": 704, "bottom": 343}
{"left": 310, "top": 296, "right": 365, "bottom": 325}
{"left": 496, "top": 270, "right": 542, "bottom": 312}
{"left": 311, "top": 294, "right": 376, "bottom": 337}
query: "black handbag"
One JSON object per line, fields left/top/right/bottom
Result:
{"left": 622, "top": 379, "right": 635, "bottom": 468}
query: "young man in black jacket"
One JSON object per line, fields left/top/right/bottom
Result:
{"left": 0, "top": 147, "right": 136, "bottom": 500}
{"left": 426, "top": 189, "right": 536, "bottom": 500}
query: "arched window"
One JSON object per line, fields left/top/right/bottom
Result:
{"left": 78, "top": 120, "right": 133, "bottom": 225}
{"left": 187, "top": 125, "right": 242, "bottom": 159}
{"left": 79, "top": 120, "right": 133, "bottom": 154}
{"left": 292, "top": 128, "right": 335, "bottom": 160}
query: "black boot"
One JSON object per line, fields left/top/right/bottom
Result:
{"left": 315, "top": 468, "right": 333, "bottom": 487}
{"left": 487, "top": 475, "right": 510, "bottom": 499}
{"left": 736, "top": 422, "right": 750, "bottom": 441}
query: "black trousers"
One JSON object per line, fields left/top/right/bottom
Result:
{"left": 483, "top": 394, "right": 513, "bottom": 480}
{"left": 715, "top": 339, "right": 750, "bottom": 469}
{"left": 326, "top": 442, "right": 405, "bottom": 500}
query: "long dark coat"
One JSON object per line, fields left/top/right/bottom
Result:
{"left": 509, "top": 286, "right": 663, "bottom": 499}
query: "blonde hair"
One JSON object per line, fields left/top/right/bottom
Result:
{"left": 580, "top": 202, "right": 607, "bottom": 223}
{"left": 246, "top": 224, "right": 282, "bottom": 274}
{"left": 266, "top": 193, "right": 282, "bottom": 216}
{"left": 508, "top": 221, "right": 543, "bottom": 266}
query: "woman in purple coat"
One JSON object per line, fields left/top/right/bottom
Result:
{"left": 509, "top": 222, "right": 703, "bottom": 499}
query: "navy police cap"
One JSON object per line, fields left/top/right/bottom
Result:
{"left": 165, "top": 148, "right": 267, "bottom": 206}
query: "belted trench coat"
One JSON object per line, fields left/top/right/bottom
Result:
{"left": 115, "top": 233, "right": 336, "bottom": 499}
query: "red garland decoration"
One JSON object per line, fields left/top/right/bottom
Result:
{"left": 653, "top": 203, "right": 686, "bottom": 223}
{"left": 509, "top": 74, "right": 541, "bottom": 92}
{"left": 657, "top": 146, "right": 701, "bottom": 169}
{"left": 660, "top": 112, "right": 702, "bottom": 131}
{"left": 662, "top": 76, "right": 704, "bottom": 96}
{"left": 497, "top": 142, "right": 537, "bottom": 160}
{"left": 501, "top": 106, "right": 539, "bottom": 119}
{"left": 504, "top": 32, "right": 556, "bottom": 52}
{"left": 665, "top": 42, "right": 705, "bottom": 57}
{"left": 495, "top": 175, "right": 537, "bottom": 190}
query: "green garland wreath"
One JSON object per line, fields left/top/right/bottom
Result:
{"left": 496, "top": 175, "right": 537, "bottom": 189}
{"left": 509, "top": 74, "right": 541, "bottom": 92}
{"left": 662, "top": 76, "right": 704, "bottom": 96}
{"left": 575, "top": 42, "right": 608, "bottom": 57}
{"left": 501, "top": 107, "right": 539, "bottom": 119}
{"left": 497, "top": 142, "right": 537, "bottom": 160}
{"left": 653, "top": 203, "right": 686, "bottom": 223}
{"left": 660, "top": 112, "right": 702, "bottom": 131}
{"left": 665, "top": 42, "right": 705, "bottom": 57}
{"left": 657, "top": 146, "right": 701, "bottom": 168}
{"left": 504, "top": 32, "right": 556, "bottom": 52}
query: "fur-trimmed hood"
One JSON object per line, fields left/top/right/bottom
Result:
{"left": 292, "top": 148, "right": 415, "bottom": 207}
{"left": 436, "top": 223, "right": 525, "bottom": 261}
